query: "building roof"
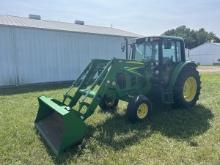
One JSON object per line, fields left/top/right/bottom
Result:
{"left": 190, "top": 42, "right": 220, "bottom": 51}
{"left": 0, "top": 15, "right": 140, "bottom": 38}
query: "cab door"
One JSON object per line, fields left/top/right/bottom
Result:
{"left": 160, "top": 39, "right": 183, "bottom": 85}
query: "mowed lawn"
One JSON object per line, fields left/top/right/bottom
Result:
{"left": 0, "top": 73, "right": 220, "bottom": 165}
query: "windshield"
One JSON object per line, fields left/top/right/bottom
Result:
{"left": 134, "top": 41, "right": 159, "bottom": 61}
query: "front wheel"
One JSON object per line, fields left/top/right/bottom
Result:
{"left": 99, "top": 95, "right": 119, "bottom": 112}
{"left": 126, "top": 95, "right": 152, "bottom": 123}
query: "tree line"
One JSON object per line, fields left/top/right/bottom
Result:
{"left": 163, "top": 25, "right": 220, "bottom": 49}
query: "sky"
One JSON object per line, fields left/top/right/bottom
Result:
{"left": 1, "top": 0, "right": 220, "bottom": 36}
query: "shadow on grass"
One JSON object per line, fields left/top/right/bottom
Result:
{"left": 150, "top": 104, "right": 213, "bottom": 139}
{"left": 87, "top": 113, "right": 153, "bottom": 149}
{"left": 46, "top": 104, "right": 213, "bottom": 163}
{"left": 86, "top": 104, "right": 213, "bottom": 149}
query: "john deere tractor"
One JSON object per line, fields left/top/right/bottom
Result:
{"left": 35, "top": 36, "right": 201, "bottom": 155}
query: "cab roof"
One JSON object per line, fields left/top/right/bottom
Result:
{"left": 136, "top": 35, "right": 184, "bottom": 42}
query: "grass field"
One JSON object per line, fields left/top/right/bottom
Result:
{"left": 0, "top": 73, "right": 220, "bottom": 165}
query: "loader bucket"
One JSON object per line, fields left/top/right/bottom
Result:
{"left": 35, "top": 96, "right": 87, "bottom": 155}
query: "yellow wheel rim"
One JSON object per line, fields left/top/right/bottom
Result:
{"left": 183, "top": 76, "right": 197, "bottom": 102}
{"left": 137, "top": 103, "right": 148, "bottom": 119}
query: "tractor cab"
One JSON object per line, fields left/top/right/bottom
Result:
{"left": 129, "top": 36, "right": 186, "bottom": 85}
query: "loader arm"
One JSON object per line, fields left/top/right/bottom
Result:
{"left": 62, "top": 58, "right": 151, "bottom": 120}
{"left": 34, "top": 58, "right": 152, "bottom": 155}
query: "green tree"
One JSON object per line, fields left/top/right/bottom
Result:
{"left": 163, "top": 26, "right": 220, "bottom": 49}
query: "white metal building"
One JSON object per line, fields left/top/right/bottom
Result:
{"left": 189, "top": 42, "right": 220, "bottom": 65}
{"left": 0, "top": 15, "right": 139, "bottom": 87}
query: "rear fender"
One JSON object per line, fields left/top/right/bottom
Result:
{"left": 169, "top": 61, "right": 197, "bottom": 89}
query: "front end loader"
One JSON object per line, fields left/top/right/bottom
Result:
{"left": 35, "top": 36, "right": 201, "bottom": 155}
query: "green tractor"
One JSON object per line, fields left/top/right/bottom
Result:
{"left": 35, "top": 36, "right": 201, "bottom": 155}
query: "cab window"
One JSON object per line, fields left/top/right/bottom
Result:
{"left": 162, "top": 40, "right": 175, "bottom": 62}
{"left": 176, "top": 41, "right": 182, "bottom": 62}
{"left": 134, "top": 41, "right": 159, "bottom": 61}
{"left": 162, "top": 40, "right": 182, "bottom": 63}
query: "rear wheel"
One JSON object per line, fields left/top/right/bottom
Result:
{"left": 174, "top": 66, "right": 201, "bottom": 108}
{"left": 126, "top": 95, "right": 152, "bottom": 123}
